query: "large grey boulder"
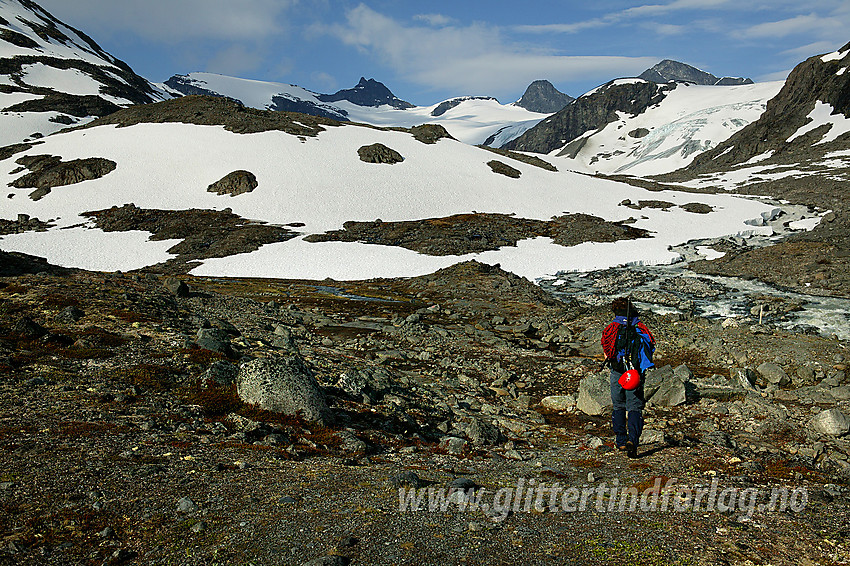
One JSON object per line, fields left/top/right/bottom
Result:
{"left": 207, "top": 170, "right": 258, "bottom": 196}
{"left": 643, "top": 365, "right": 673, "bottom": 400}
{"left": 650, "top": 376, "right": 686, "bottom": 407}
{"left": 237, "top": 355, "right": 331, "bottom": 425}
{"left": 576, "top": 373, "right": 612, "bottom": 416}
{"left": 757, "top": 362, "right": 790, "bottom": 387}
{"left": 808, "top": 409, "right": 850, "bottom": 437}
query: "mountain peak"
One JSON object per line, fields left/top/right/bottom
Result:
{"left": 515, "top": 80, "right": 574, "bottom": 113}
{"left": 318, "top": 77, "right": 414, "bottom": 109}
{"left": 639, "top": 60, "right": 753, "bottom": 86}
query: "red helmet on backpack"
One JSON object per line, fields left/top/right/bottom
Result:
{"left": 619, "top": 369, "right": 641, "bottom": 391}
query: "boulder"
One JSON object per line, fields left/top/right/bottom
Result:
{"left": 196, "top": 328, "right": 232, "bottom": 356}
{"left": 440, "top": 436, "right": 468, "bottom": 455}
{"left": 237, "top": 355, "right": 331, "bottom": 425}
{"left": 650, "top": 376, "right": 686, "bottom": 407}
{"left": 757, "top": 362, "right": 790, "bottom": 387}
{"left": 732, "top": 368, "right": 759, "bottom": 391}
{"left": 539, "top": 395, "right": 576, "bottom": 411}
{"left": 451, "top": 417, "right": 501, "bottom": 446}
{"left": 163, "top": 276, "right": 190, "bottom": 297}
{"left": 207, "top": 170, "right": 258, "bottom": 196}
{"left": 487, "top": 160, "right": 521, "bottom": 178}
{"left": 808, "top": 409, "right": 850, "bottom": 437}
{"left": 641, "top": 428, "right": 665, "bottom": 444}
{"left": 643, "top": 365, "right": 673, "bottom": 400}
{"left": 673, "top": 364, "right": 693, "bottom": 382}
{"left": 337, "top": 369, "right": 369, "bottom": 398}
{"left": 576, "top": 373, "right": 612, "bottom": 416}
{"left": 357, "top": 143, "right": 404, "bottom": 164}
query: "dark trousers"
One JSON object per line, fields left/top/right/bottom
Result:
{"left": 610, "top": 370, "right": 645, "bottom": 447}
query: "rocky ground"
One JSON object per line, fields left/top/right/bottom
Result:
{"left": 0, "top": 253, "right": 848, "bottom": 565}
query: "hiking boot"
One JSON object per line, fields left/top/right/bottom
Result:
{"left": 626, "top": 441, "right": 637, "bottom": 459}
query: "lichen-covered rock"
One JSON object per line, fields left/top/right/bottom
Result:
{"left": 237, "top": 355, "right": 331, "bottom": 425}
{"left": 207, "top": 170, "right": 258, "bottom": 196}
{"left": 576, "top": 373, "right": 612, "bottom": 416}
{"left": 539, "top": 395, "right": 576, "bottom": 411}
{"left": 357, "top": 143, "right": 404, "bottom": 164}
{"left": 757, "top": 362, "right": 791, "bottom": 387}
{"left": 808, "top": 408, "right": 850, "bottom": 437}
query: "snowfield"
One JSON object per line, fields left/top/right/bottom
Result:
{"left": 0, "top": 120, "right": 786, "bottom": 280}
{"left": 551, "top": 81, "right": 784, "bottom": 176}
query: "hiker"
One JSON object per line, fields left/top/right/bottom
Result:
{"left": 601, "top": 298, "right": 656, "bottom": 459}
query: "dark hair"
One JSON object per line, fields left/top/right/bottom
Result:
{"left": 611, "top": 297, "right": 637, "bottom": 317}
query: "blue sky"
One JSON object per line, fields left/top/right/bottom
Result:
{"left": 38, "top": 0, "right": 850, "bottom": 105}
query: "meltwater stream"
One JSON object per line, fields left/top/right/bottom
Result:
{"left": 538, "top": 264, "right": 850, "bottom": 341}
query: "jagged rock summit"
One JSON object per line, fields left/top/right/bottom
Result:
{"left": 514, "top": 80, "right": 575, "bottom": 113}
{"left": 639, "top": 59, "right": 753, "bottom": 86}
{"left": 317, "top": 77, "right": 414, "bottom": 109}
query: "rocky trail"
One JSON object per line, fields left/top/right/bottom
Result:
{"left": 0, "top": 254, "right": 848, "bottom": 565}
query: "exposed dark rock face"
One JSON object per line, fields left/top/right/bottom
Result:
{"left": 0, "top": 213, "right": 51, "bottom": 234}
{"left": 0, "top": 250, "right": 70, "bottom": 276}
{"left": 82, "top": 203, "right": 298, "bottom": 273}
{"left": 487, "top": 160, "right": 521, "bottom": 178}
{"left": 431, "top": 96, "right": 498, "bottom": 117}
{"left": 207, "top": 170, "right": 258, "bottom": 197}
{"left": 503, "top": 80, "right": 673, "bottom": 154}
{"left": 304, "top": 212, "right": 649, "bottom": 256}
{"left": 163, "top": 75, "right": 233, "bottom": 100}
{"left": 9, "top": 154, "right": 116, "bottom": 200}
{"left": 639, "top": 60, "right": 753, "bottom": 86}
{"left": 514, "top": 80, "right": 575, "bottom": 113}
{"left": 269, "top": 95, "right": 349, "bottom": 121}
{"left": 478, "top": 146, "right": 557, "bottom": 172}
{"left": 409, "top": 124, "right": 454, "bottom": 144}
{"left": 2, "top": 91, "right": 121, "bottom": 117}
{"left": 318, "top": 77, "right": 413, "bottom": 110}
{"left": 84, "top": 95, "right": 341, "bottom": 137}
{"left": 357, "top": 143, "right": 404, "bottom": 164}
{"left": 681, "top": 42, "right": 850, "bottom": 174}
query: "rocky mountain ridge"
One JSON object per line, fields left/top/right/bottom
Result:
{"left": 0, "top": 0, "right": 168, "bottom": 145}
{"left": 639, "top": 59, "right": 753, "bottom": 86}
{"left": 503, "top": 79, "right": 674, "bottom": 155}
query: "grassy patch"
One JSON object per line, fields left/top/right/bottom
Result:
{"left": 115, "top": 363, "right": 178, "bottom": 391}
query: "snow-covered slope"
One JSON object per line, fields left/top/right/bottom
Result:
{"left": 0, "top": 98, "right": 785, "bottom": 280}
{"left": 0, "top": 0, "right": 169, "bottom": 146}
{"left": 555, "top": 81, "right": 783, "bottom": 176}
{"left": 163, "top": 72, "right": 549, "bottom": 146}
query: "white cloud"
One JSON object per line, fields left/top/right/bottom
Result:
{"left": 741, "top": 14, "right": 836, "bottom": 39}
{"left": 205, "top": 44, "right": 266, "bottom": 76}
{"left": 413, "top": 14, "right": 455, "bottom": 27}
{"left": 316, "top": 4, "right": 655, "bottom": 97}
{"left": 515, "top": 0, "right": 732, "bottom": 35}
{"left": 756, "top": 68, "right": 793, "bottom": 82}
{"left": 37, "top": 0, "right": 294, "bottom": 42}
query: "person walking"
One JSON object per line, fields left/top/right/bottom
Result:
{"left": 601, "top": 298, "right": 655, "bottom": 459}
